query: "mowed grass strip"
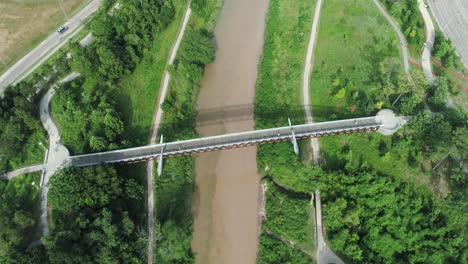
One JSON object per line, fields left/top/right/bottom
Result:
{"left": 255, "top": 0, "right": 316, "bottom": 129}
{"left": 310, "top": 0, "right": 423, "bottom": 180}
{"left": 117, "top": 1, "right": 186, "bottom": 146}
{"left": 0, "top": 0, "right": 91, "bottom": 74}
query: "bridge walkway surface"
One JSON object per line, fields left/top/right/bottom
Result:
{"left": 66, "top": 109, "right": 404, "bottom": 167}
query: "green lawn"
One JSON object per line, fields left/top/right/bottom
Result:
{"left": 310, "top": 0, "right": 403, "bottom": 120}
{"left": 307, "top": 0, "right": 426, "bottom": 181}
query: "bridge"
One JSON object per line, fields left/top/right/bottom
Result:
{"left": 65, "top": 109, "right": 407, "bottom": 175}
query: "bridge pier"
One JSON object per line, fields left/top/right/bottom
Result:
{"left": 288, "top": 118, "right": 299, "bottom": 156}
{"left": 157, "top": 135, "right": 165, "bottom": 176}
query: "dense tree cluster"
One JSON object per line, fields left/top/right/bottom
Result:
{"left": 52, "top": 79, "right": 125, "bottom": 154}
{"left": 433, "top": 31, "right": 460, "bottom": 69}
{"left": 0, "top": 41, "right": 74, "bottom": 171}
{"left": 0, "top": 82, "right": 47, "bottom": 172}
{"left": 382, "top": 0, "right": 424, "bottom": 47}
{"left": 45, "top": 166, "right": 145, "bottom": 263}
{"left": 0, "top": 175, "right": 44, "bottom": 263}
{"left": 71, "top": 0, "right": 174, "bottom": 83}
{"left": 322, "top": 170, "right": 465, "bottom": 263}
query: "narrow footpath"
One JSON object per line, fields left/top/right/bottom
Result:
{"left": 146, "top": 4, "right": 192, "bottom": 263}
{"left": 39, "top": 72, "right": 78, "bottom": 236}
{"left": 302, "top": 0, "right": 323, "bottom": 164}
{"left": 0, "top": 164, "right": 45, "bottom": 180}
{"left": 418, "top": 0, "right": 455, "bottom": 107}
{"left": 373, "top": 0, "right": 411, "bottom": 81}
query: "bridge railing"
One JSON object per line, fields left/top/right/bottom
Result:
{"left": 67, "top": 116, "right": 381, "bottom": 166}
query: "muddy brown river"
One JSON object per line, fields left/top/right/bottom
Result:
{"left": 191, "top": 0, "right": 269, "bottom": 263}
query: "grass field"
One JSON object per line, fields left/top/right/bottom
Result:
{"left": 310, "top": 0, "right": 403, "bottom": 120}
{"left": 0, "top": 0, "right": 90, "bottom": 74}
{"left": 306, "top": 0, "right": 428, "bottom": 181}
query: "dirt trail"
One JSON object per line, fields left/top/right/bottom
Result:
{"left": 191, "top": 0, "right": 269, "bottom": 263}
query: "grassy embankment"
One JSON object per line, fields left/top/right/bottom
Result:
{"left": 256, "top": 0, "right": 466, "bottom": 263}
{"left": 0, "top": 0, "right": 91, "bottom": 74}
{"left": 255, "top": 0, "right": 317, "bottom": 262}
{"left": 152, "top": 0, "right": 222, "bottom": 263}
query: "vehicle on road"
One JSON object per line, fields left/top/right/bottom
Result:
{"left": 57, "top": 26, "right": 69, "bottom": 34}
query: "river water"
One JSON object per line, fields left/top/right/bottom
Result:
{"left": 191, "top": 0, "right": 269, "bottom": 263}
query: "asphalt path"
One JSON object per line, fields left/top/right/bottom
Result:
{"left": 146, "top": 4, "right": 192, "bottom": 263}
{"left": 0, "top": 0, "right": 100, "bottom": 94}
{"left": 418, "top": 0, "right": 436, "bottom": 83}
{"left": 303, "top": 0, "right": 323, "bottom": 164}
{"left": 38, "top": 72, "right": 78, "bottom": 236}
{"left": 0, "top": 164, "right": 45, "bottom": 180}
{"left": 373, "top": 0, "right": 411, "bottom": 81}
{"left": 429, "top": 0, "right": 468, "bottom": 69}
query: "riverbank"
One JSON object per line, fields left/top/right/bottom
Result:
{"left": 153, "top": 0, "right": 222, "bottom": 262}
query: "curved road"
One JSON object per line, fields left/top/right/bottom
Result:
{"left": 146, "top": 4, "right": 192, "bottom": 263}
{"left": 373, "top": 0, "right": 411, "bottom": 81}
{"left": 303, "top": 0, "right": 323, "bottom": 164}
{"left": 39, "top": 72, "right": 77, "bottom": 236}
{"left": 0, "top": 0, "right": 100, "bottom": 94}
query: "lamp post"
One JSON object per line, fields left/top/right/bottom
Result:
{"left": 38, "top": 142, "right": 47, "bottom": 151}
{"left": 31, "top": 182, "right": 40, "bottom": 190}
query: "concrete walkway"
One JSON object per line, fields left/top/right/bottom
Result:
{"left": 0, "top": 164, "right": 45, "bottom": 180}
{"left": 418, "top": 0, "right": 455, "bottom": 108}
{"left": 38, "top": 72, "right": 78, "bottom": 236}
{"left": 302, "top": 0, "right": 324, "bottom": 164}
{"left": 418, "top": 0, "right": 436, "bottom": 84}
{"left": 146, "top": 4, "right": 192, "bottom": 263}
{"left": 373, "top": 0, "right": 411, "bottom": 81}
{"left": 315, "top": 190, "right": 344, "bottom": 264}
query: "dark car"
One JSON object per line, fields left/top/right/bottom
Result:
{"left": 57, "top": 26, "right": 69, "bottom": 34}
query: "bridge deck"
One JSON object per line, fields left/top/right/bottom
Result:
{"left": 67, "top": 115, "right": 383, "bottom": 167}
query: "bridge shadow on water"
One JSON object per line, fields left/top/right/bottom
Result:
{"left": 158, "top": 104, "right": 371, "bottom": 132}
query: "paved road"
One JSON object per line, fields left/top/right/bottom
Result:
{"left": 38, "top": 72, "right": 77, "bottom": 236}
{"left": 303, "top": 0, "right": 324, "bottom": 164}
{"left": 146, "top": 4, "right": 191, "bottom": 263}
{"left": 0, "top": 0, "right": 100, "bottom": 94}
{"left": 418, "top": 0, "right": 436, "bottom": 83}
{"left": 373, "top": 0, "right": 411, "bottom": 81}
{"left": 429, "top": 0, "right": 468, "bottom": 69}
{"left": 0, "top": 164, "right": 45, "bottom": 180}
